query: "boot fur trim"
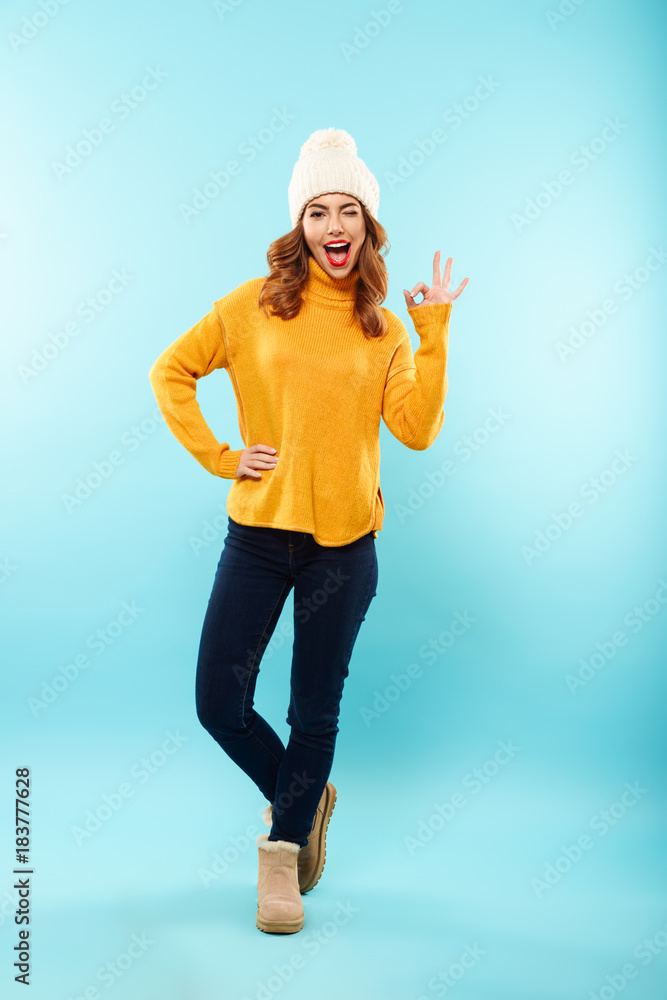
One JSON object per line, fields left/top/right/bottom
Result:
{"left": 261, "top": 805, "right": 273, "bottom": 828}
{"left": 256, "top": 832, "right": 300, "bottom": 853}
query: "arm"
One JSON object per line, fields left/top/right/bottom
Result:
{"left": 381, "top": 302, "right": 452, "bottom": 450}
{"left": 148, "top": 305, "right": 243, "bottom": 479}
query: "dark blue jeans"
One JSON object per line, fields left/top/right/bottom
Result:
{"left": 195, "top": 516, "right": 379, "bottom": 847}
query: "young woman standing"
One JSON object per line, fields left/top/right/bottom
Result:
{"left": 149, "top": 127, "right": 468, "bottom": 934}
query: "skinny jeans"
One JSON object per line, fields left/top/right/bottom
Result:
{"left": 195, "top": 515, "right": 379, "bottom": 846}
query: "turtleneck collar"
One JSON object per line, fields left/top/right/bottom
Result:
{"left": 304, "top": 252, "right": 360, "bottom": 308}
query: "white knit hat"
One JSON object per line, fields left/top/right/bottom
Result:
{"left": 288, "top": 127, "right": 380, "bottom": 229}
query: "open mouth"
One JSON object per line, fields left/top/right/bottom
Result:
{"left": 323, "top": 241, "right": 352, "bottom": 267}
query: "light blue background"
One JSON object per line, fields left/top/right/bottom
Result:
{"left": 2, "top": 0, "right": 666, "bottom": 997}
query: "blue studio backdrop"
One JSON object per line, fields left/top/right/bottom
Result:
{"left": 2, "top": 1, "right": 666, "bottom": 998}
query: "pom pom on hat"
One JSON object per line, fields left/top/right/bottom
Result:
{"left": 299, "top": 128, "right": 357, "bottom": 156}
{"left": 288, "top": 126, "right": 379, "bottom": 229}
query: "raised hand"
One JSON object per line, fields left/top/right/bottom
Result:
{"left": 403, "top": 251, "right": 469, "bottom": 308}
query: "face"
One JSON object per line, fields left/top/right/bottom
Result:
{"left": 301, "top": 192, "right": 367, "bottom": 278}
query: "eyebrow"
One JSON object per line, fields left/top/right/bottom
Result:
{"left": 307, "top": 202, "right": 359, "bottom": 210}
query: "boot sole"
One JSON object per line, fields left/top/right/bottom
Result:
{"left": 256, "top": 910, "right": 304, "bottom": 934}
{"left": 299, "top": 783, "right": 337, "bottom": 894}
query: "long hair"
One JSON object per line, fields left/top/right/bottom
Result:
{"left": 258, "top": 203, "right": 391, "bottom": 339}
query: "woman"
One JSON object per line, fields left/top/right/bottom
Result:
{"left": 149, "top": 127, "right": 468, "bottom": 935}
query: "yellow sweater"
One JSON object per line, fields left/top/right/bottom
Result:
{"left": 149, "top": 253, "right": 452, "bottom": 547}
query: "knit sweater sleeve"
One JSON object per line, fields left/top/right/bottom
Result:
{"left": 148, "top": 305, "right": 243, "bottom": 479}
{"left": 381, "top": 302, "right": 452, "bottom": 450}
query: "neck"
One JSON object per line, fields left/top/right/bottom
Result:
{"left": 304, "top": 253, "right": 360, "bottom": 307}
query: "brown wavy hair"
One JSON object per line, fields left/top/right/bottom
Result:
{"left": 258, "top": 203, "right": 391, "bottom": 339}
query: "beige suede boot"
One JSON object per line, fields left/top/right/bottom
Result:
{"left": 255, "top": 833, "right": 304, "bottom": 934}
{"left": 261, "top": 781, "right": 337, "bottom": 894}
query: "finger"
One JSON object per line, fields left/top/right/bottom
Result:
{"left": 409, "top": 281, "right": 429, "bottom": 299}
{"left": 437, "top": 255, "right": 452, "bottom": 292}
{"left": 432, "top": 250, "right": 442, "bottom": 286}
{"left": 404, "top": 289, "right": 424, "bottom": 309}
{"left": 250, "top": 444, "right": 278, "bottom": 455}
{"left": 238, "top": 457, "right": 277, "bottom": 479}
{"left": 449, "top": 276, "right": 470, "bottom": 300}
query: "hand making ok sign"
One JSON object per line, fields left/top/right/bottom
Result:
{"left": 403, "top": 251, "right": 469, "bottom": 308}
